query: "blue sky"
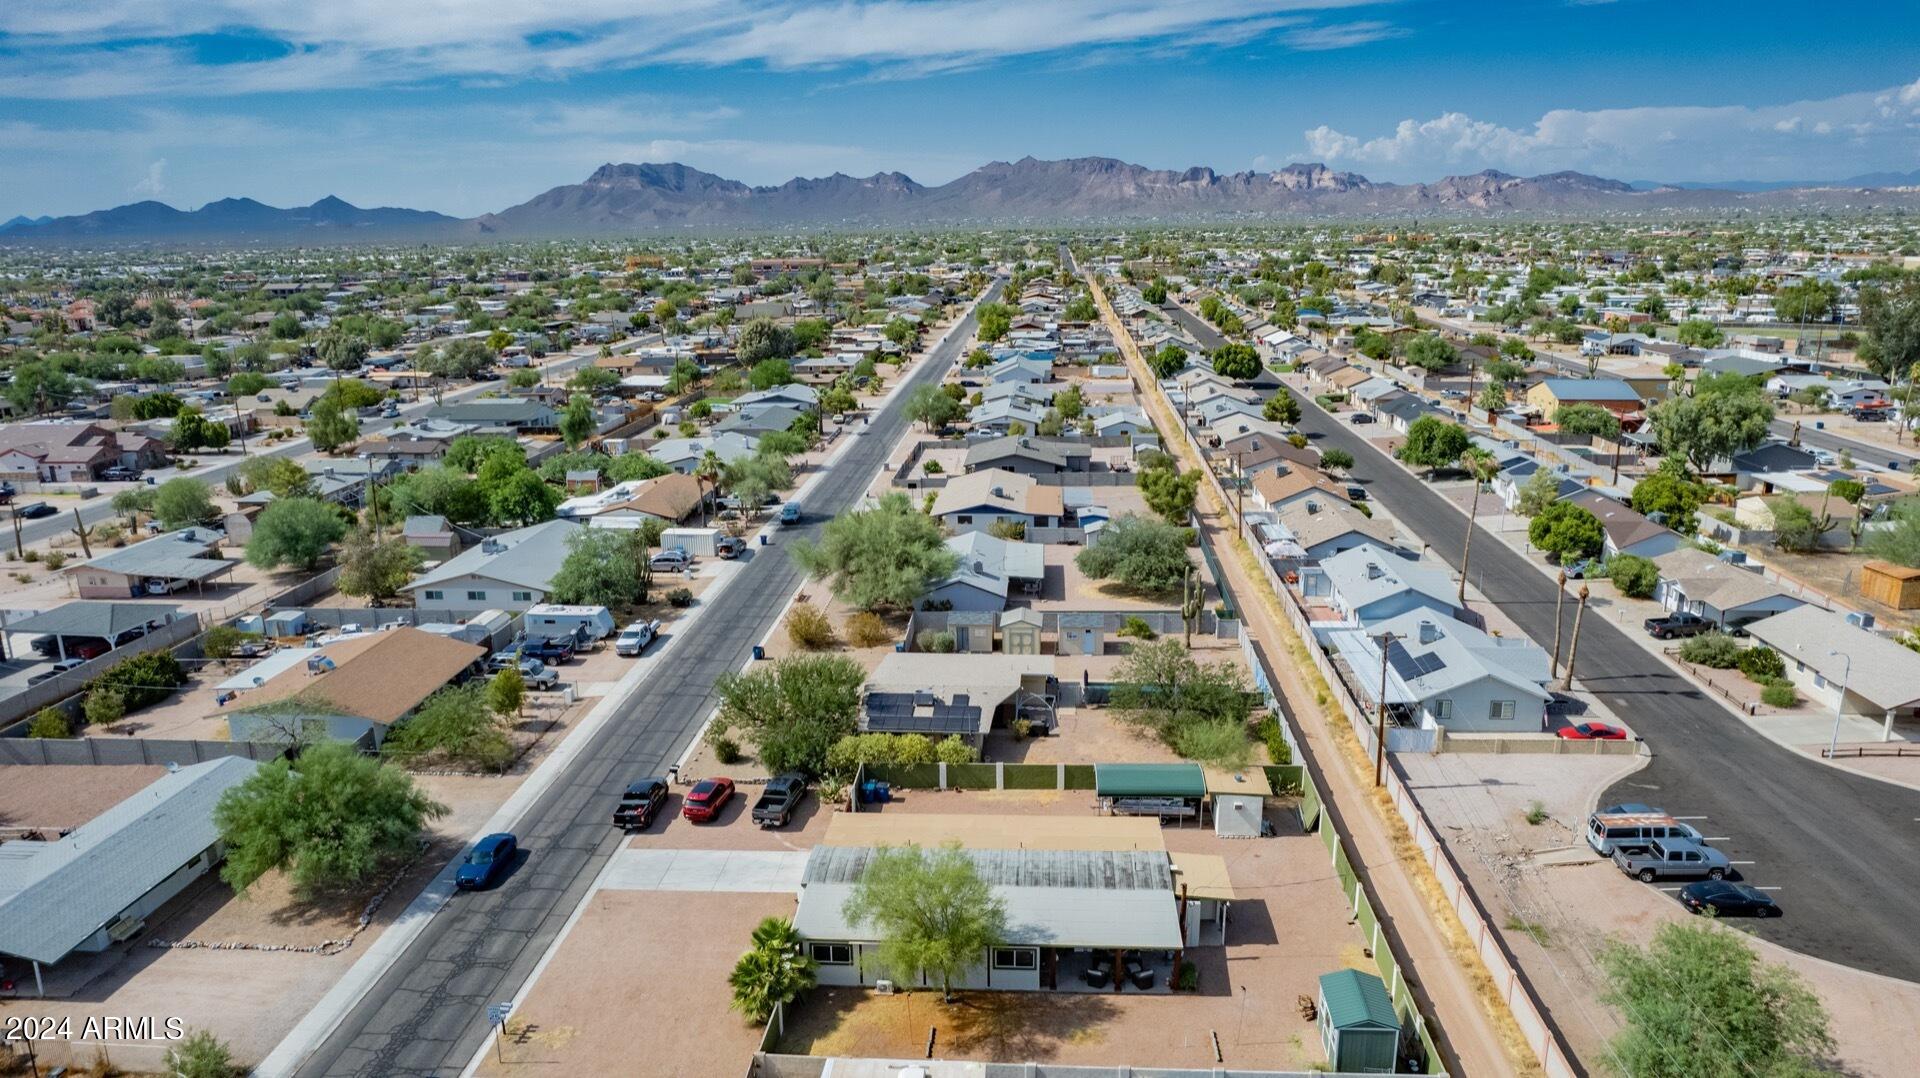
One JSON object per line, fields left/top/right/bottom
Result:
{"left": 4, "top": 0, "right": 1918, "bottom": 218}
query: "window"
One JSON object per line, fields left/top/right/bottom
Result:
{"left": 956, "top": 515, "right": 973, "bottom": 525}
{"left": 1488, "top": 700, "right": 1517, "bottom": 721}
{"left": 422, "top": 590, "right": 444, "bottom": 601}
{"left": 467, "top": 590, "right": 487, "bottom": 602}
{"left": 810, "top": 943, "right": 852, "bottom": 965}
{"left": 512, "top": 591, "right": 533, "bottom": 603}
{"left": 992, "top": 948, "right": 1038, "bottom": 971}
{"left": 1431, "top": 699, "right": 1452, "bottom": 721}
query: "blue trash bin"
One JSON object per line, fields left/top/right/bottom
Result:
{"left": 759, "top": 534, "right": 769, "bottom": 546}
{"left": 752, "top": 644, "right": 766, "bottom": 660}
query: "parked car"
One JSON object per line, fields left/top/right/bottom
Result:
{"left": 511, "top": 659, "right": 560, "bottom": 691}
{"left": 613, "top": 620, "right": 661, "bottom": 656}
{"left": 1562, "top": 557, "right": 1606, "bottom": 580}
{"left": 1643, "top": 612, "right": 1714, "bottom": 640}
{"left": 1613, "top": 838, "right": 1730, "bottom": 883}
{"left": 521, "top": 635, "right": 576, "bottom": 663}
{"left": 779, "top": 502, "right": 802, "bottom": 524}
{"left": 613, "top": 778, "right": 670, "bottom": 831}
{"left": 1556, "top": 722, "right": 1627, "bottom": 741}
{"left": 455, "top": 833, "right": 518, "bottom": 890}
{"left": 1679, "top": 880, "right": 1780, "bottom": 918}
{"left": 1586, "top": 811, "right": 1707, "bottom": 856}
{"left": 26, "top": 658, "right": 85, "bottom": 686}
{"left": 680, "top": 777, "right": 735, "bottom": 822}
{"left": 100, "top": 465, "right": 140, "bottom": 481}
{"left": 649, "top": 549, "right": 692, "bottom": 572}
{"left": 752, "top": 774, "right": 807, "bottom": 828}
{"left": 14, "top": 501, "right": 55, "bottom": 519}
{"left": 714, "top": 536, "right": 747, "bottom": 560}
{"left": 1349, "top": 413, "right": 1375, "bottom": 424}
{"left": 69, "top": 638, "right": 110, "bottom": 660}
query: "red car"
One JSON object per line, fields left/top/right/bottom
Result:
{"left": 680, "top": 777, "right": 735, "bottom": 822}
{"left": 1556, "top": 722, "right": 1627, "bottom": 741}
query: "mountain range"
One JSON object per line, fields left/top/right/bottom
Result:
{"left": 6, "top": 157, "right": 1920, "bottom": 245}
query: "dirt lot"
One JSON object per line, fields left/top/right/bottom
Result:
{"left": 983, "top": 706, "right": 1179, "bottom": 765}
{"left": 472, "top": 890, "right": 794, "bottom": 1078}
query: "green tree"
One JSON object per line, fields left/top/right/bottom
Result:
{"left": 1148, "top": 343, "right": 1189, "bottom": 379}
{"left": 153, "top": 477, "right": 214, "bottom": 529}
{"left": 1138, "top": 459, "right": 1200, "bottom": 524}
{"left": 790, "top": 493, "right": 958, "bottom": 610}
{"left": 245, "top": 497, "right": 347, "bottom": 571}
{"left": 227, "top": 371, "right": 272, "bottom": 396}
{"left": 306, "top": 398, "right": 360, "bottom": 453}
{"left": 1863, "top": 501, "right": 1920, "bottom": 567}
{"left": 1052, "top": 383, "right": 1085, "bottom": 420}
{"left": 1109, "top": 638, "right": 1254, "bottom": 754}
{"left": 1856, "top": 277, "right": 1920, "bottom": 384}
{"left": 1649, "top": 389, "right": 1774, "bottom": 473}
{"left": 714, "top": 654, "right": 866, "bottom": 776}
{"left": 1771, "top": 279, "right": 1839, "bottom": 324}
{"left": 1609, "top": 554, "right": 1660, "bottom": 599}
{"left": 1320, "top": 447, "right": 1355, "bottom": 474}
{"left": 1396, "top": 416, "right": 1472, "bottom": 474}
{"left": 487, "top": 665, "right": 525, "bottom": 718}
{"left": 1674, "top": 319, "right": 1724, "bottom": 348}
{"left": 316, "top": 328, "right": 371, "bottom": 372}
{"left": 1517, "top": 468, "right": 1563, "bottom": 516}
{"left": 1075, "top": 514, "right": 1193, "bottom": 594}
{"left": 487, "top": 469, "right": 561, "bottom": 525}
{"left": 548, "top": 528, "right": 646, "bottom": 607}
{"left": 905, "top": 384, "right": 963, "bottom": 431}
{"left": 239, "top": 455, "right": 313, "bottom": 499}
{"left": 1553, "top": 402, "right": 1622, "bottom": 439}
{"left": 1601, "top": 920, "right": 1832, "bottom": 1078}
{"left": 975, "top": 301, "right": 1013, "bottom": 342}
{"left": 214, "top": 741, "right": 448, "bottom": 894}
{"left": 1211, "top": 342, "right": 1261, "bottom": 380}
{"left": 840, "top": 842, "right": 1008, "bottom": 1003}
{"left": 1262, "top": 392, "right": 1301, "bottom": 424}
{"left": 729, "top": 917, "right": 818, "bottom": 1025}
{"left": 336, "top": 529, "right": 423, "bottom": 602}
{"left": 1403, "top": 332, "right": 1457, "bottom": 372}
{"left": 560, "top": 392, "right": 595, "bottom": 449}
{"left": 1770, "top": 497, "right": 1829, "bottom": 553}
{"left": 383, "top": 683, "right": 515, "bottom": 771}
{"left": 1529, "top": 501, "right": 1605, "bottom": 563}
{"left": 1629, "top": 461, "right": 1710, "bottom": 535}
{"left": 1476, "top": 381, "right": 1509, "bottom": 415}
{"left": 736, "top": 317, "right": 793, "bottom": 363}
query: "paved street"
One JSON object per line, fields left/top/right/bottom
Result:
{"left": 286, "top": 284, "right": 999, "bottom": 1077}
{"left": 1282, "top": 381, "right": 1920, "bottom": 983}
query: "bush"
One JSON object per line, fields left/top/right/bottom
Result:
{"left": 844, "top": 612, "right": 892, "bottom": 648}
{"left": 1678, "top": 631, "right": 1741, "bottom": 669}
{"left": 1736, "top": 646, "right": 1786, "bottom": 683}
{"left": 91, "top": 651, "right": 187, "bottom": 710}
{"left": 785, "top": 602, "right": 836, "bottom": 650}
{"left": 1609, "top": 554, "right": 1659, "bottom": 599}
{"left": 1174, "top": 961, "right": 1199, "bottom": 991}
{"left": 1118, "top": 616, "right": 1157, "bottom": 640}
{"left": 922, "top": 460, "right": 943, "bottom": 474}
{"left": 914, "top": 629, "right": 956, "bottom": 653}
{"left": 824, "top": 732, "right": 942, "bottom": 775}
{"left": 1255, "top": 716, "right": 1291, "bottom": 765}
{"left": 83, "top": 688, "right": 127, "bottom": 727}
{"left": 667, "top": 587, "right": 694, "bottom": 608}
{"left": 163, "top": 1029, "right": 237, "bottom": 1078}
{"left": 710, "top": 733, "right": 742, "bottom": 764}
{"left": 1524, "top": 801, "right": 1549, "bottom": 826}
{"left": 43, "top": 551, "right": 66, "bottom": 570}
{"left": 1761, "top": 679, "right": 1798, "bottom": 708}
{"left": 28, "top": 707, "right": 70, "bottom": 738}
{"left": 201, "top": 624, "right": 258, "bottom": 660}
{"left": 1010, "top": 718, "right": 1032, "bottom": 741}
{"left": 934, "top": 735, "right": 974, "bottom": 765}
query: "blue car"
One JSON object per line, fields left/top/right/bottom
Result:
{"left": 455, "top": 833, "right": 518, "bottom": 890}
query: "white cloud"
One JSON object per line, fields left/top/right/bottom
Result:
{"left": 1299, "top": 76, "right": 1920, "bottom": 181}
{"left": 0, "top": 0, "right": 1390, "bottom": 98}
{"left": 131, "top": 158, "right": 168, "bottom": 197}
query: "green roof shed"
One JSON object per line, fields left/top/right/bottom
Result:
{"left": 1093, "top": 763, "right": 1206, "bottom": 798}
{"left": 1317, "top": 968, "right": 1401, "bottom": 1074}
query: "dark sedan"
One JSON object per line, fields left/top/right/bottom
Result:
{"left": 455, "top": 832, "right": 518, "bottom": 890}
{"left": 1679, "top": 880, "right": 1780, "bottom": 918}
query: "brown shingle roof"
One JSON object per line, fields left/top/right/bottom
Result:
{"left": 234, "top": 628, "right": 484, "bottom": 727}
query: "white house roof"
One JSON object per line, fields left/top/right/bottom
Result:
{"left": 939, "top": 531, "right": 1046, "bottom": 599}
{"left": 1319, "top": 543, "right": 1455, "bottom": 618}
{"left": 1323, "top": 610, "right": 1550, "bottom": 707}
{"left": 405, "top": 518, "right": 583, "bottom": 593}
{"left": 1743, "top": 606, "right": 1920, "bottom": 711}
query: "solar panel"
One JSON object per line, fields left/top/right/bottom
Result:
{"left": 1385, "top": 641, "right": 1446, "bottom": 681}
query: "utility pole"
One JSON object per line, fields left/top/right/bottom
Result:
{"left": 1549, "top": 570, "right": 1568, "bottom": 679}
{"left": 1374, "top": 631, "right": 1396, "bottom": 787}
{"left": 1562, "top": 584, "right": 1590, "bottom": 692}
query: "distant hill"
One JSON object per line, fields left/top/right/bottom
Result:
{"left": 1631, "top": 169, "right": 1920, "bottom": 193}
{"left": 11, "top": 158, "right": 1920, "bottom": 246}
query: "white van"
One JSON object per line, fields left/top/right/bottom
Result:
{"left": 1584, "top": 811, "right": 1705, "bottom": 856}
{"left": 522, "top": 604, "right": 616, "bottom": 643}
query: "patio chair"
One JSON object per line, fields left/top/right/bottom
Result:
{"left": 1082, "top": 959, "right": 1112, "bottom": 988}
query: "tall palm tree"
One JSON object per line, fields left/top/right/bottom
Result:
{"left": 1458, "top": 448, "right": 1500, "bottom": 606}
{"left": 694, "top": 450, "right": 724, "bottom": 526}
{"left": 728, "top": 917, "right": 817, "bottom": 1024}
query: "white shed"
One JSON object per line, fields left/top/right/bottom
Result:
{"left": 1206, "top": 766, "right": 1271, "bottom": 839}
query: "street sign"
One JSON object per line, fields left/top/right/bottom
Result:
{"left": 487, "top": 1003, "right": 512, "bottom": 1028}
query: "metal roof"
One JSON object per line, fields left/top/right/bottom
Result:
{"left": 1319, "top": 969, "right": 1401, "bottom": 1031}
{"left": 803, "top": 846, "right": 1171, "bottom": 890}
{"left": 0, "top": 756, "right": 259, "bottom": 965}
{"left": 1095, "top": 763, "right": 1206, "bottom": 798}
{"left": 5, "top": 602, "right": 178, "bottom": 640}
{"left": 81, "top": 528, "right": 234, "bottom": 583}
{"left": 405, "top": 518, "right": 583, "bottom": 593}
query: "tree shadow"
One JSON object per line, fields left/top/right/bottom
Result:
{"left": 940, "top": 990, "right": 1121, "bottom": 1059}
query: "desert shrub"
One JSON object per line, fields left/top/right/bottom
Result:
{"left": 200, "top": 624, "right": 258, "bottom": 660}
{"left": 1608, "top": 554, "right": 1659, "bottom": 599}
{"left": 1010, "top": 718, "right": 1032, "bottom": 740}
{"left": 844, "top": 612, "right": 893, "bottom": 648}
{"left": 43, "top": 551, "right": 67, "bottom": 570}
{"left": 91, "top": 650, "right": 187, "bottom": 710}
{"left": 667, "top": 587, "right": 694, "bottom": 608}
{"left": 83, "top": 688, "right": 126, "bottom": 727}
{"left": 824, "top": 732, "right": 940, "bottom": 774}
{"left": 1524, "top": 800, "right": 1549, "bottom": 825}
{"left": 1761, "top": 679, "right": 1798, "bottom": 708}
{"left": 28, "top": 708, "right": 70, "bottom": 738}
{"left": 785, "top": 602, "right": 836, "bottom": 650}
{"left": 1118, "top": 615, "right": 1157, "bottom": 640}
{"left": 914, "top": 629, "right": 956, "bottom": 653}
{"left": 922, "top": 460, "right": 943, "bottom": 474}
{"left": 1737, "top": 646, "right": 1786, "bottom": 683}
{"left": 1678, "top": 631, "right": 1741, "bottom": 669}
{"left": 1255, "top": 715, "right": 1291, "bottom": 764}
{"left": 709, "top": 732, "right": 742, "bottom": 764}
{"left": 933, "top": 735, "right": 974, "bottom": 765}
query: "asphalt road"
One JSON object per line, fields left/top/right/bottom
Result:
{"left": 1163, "top": 301, "right": 1227, "bottom": 351}
{"left": 1283, "top": 381, "right": 1920, "bottom": 983}
{"left": 289, "top": 284, "right": 1000, "bottom": 1078}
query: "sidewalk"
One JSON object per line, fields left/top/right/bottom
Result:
{"left": 1088, "top": 271, "right": 1529, "bottom": 1078}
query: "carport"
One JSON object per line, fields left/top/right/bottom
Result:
{"left": 1095, "top": 763, "right": 1207, "bottom": 825}
{"left": 3, "top": 601, "right": 180, "bottom": 661}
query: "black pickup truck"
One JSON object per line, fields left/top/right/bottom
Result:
{"left": 1643, "top": 612, "right": 1714, "bottom": 640}
{"left": 614, "top": 778, "right": 670, "bottom": 831}
{"left": 751, "top": 774, "right": 807, "bottom": 828}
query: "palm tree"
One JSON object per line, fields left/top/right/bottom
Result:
{"left": 1458, "top": 448, "right": 1500, "bottom": 606}
{"left": 694, "top": 450, "right": 725, "bottom": 526}
{"left": 728, "top": 917, "right": 817, "bottom": 1024}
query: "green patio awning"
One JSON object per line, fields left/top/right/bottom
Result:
{"left": 1094, "top": 763, "right": 1206, "bottom": 798}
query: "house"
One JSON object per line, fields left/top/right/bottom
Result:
{"left": 858, "top": 653, "right": 1055, "bottom": 747}
{"left": 925, "top": 530, "right": 1046, "bottom": 612}
{"left": 69, "top": 527, "right": 237, "bottom": 599}
{"left": 963, "top": 436, "right": 1092, "bottom": 475}
{"left": 646, "top": 432, "right": 759, "bottom": 474}
{"left": 985, "top": 356, "right": 1054, "bottom": 384}
{"left": 1306, "top": 543, "right": 1459, "bottom": 625}
{"left": 1217, "top": 430, "right": 1320, "bottom": 474}
{"left": 220, "top": 628, "right": 485, "bottom": 747}
{"left": 1092, "top": 408, "right": 1152, "bottom": 438}
{"left": 1321, "top": 610, "right": 1552, "bottom": 732}
{"left": 714, "top": 405, "right": 804, "bottom": 441}
{"left": 1743, "top": 606, "right": 1920, "bottom": 736}
{"left": 1561, "top": 490, "right": 1679, "bottom": 559}
{"left": 1265, "top": 500, "right": 1401, "bottom": 563}
{"left": 931, "top": 469, "right": 1065, "bottom": 534}
{"left": 404, "top": 518, "right": 585, "bottom": 616}
{"left": 558, "top": 472, "right": 704, "bottom": 525}
{"left": 425, "top": 399, "right": 556, "bottom": 432}
{"left": 967, "top": 397, "right": 1048, "bottom": 433}
{"left": 403, "top": 514, "right": 460, "bottom": 558}
{"left": 1375, "top": 393, "right": 1438, "bottom": 433}
{"left": 794, "top": 813, "right": 1186, "bottom": 991}
{"left": 1651, "top": 548, "right": 1805, "bottom": 631}
{"left": 1193, "top": 396, "right": 1267, "bottom": 428}
{"left": 1525, "top": 378, "right": 1643, "bottom": 418}
{"left": 1726, "top": 442, "right": 1819, "bottom": 489}
{"left": 1249, "top": 464, "right": 1354, "bottom": 515}
{"left": 730, "top": 384, "right": 820, "bottom": 414}
{"left": 1494, "top": 459, "right": 1583, "bottom": 512}
{"left": 0, "top": 757, "right": 261, "bottom": 987}
{"left": 0, "top": 422, "right": 165, "bottom": 482}
{"left": 1731, "top": 491, "right": 1859, "bottom": 549}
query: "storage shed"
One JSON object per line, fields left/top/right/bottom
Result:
{"left": 1059, "top": 612, "right": 1108, "bottom": 656}
{"left": 1317, "top": 969, "right": 1401, "bottom": 1074}
{"left": 1859, "top": 560, "right": 1920, "bottom": 610}
{"left": 1205, "top": 766, "right": 1272, "bottom": 839}
{"left": 264, "top": 609, "right": 308, "bottom": 638}
{"left": 947, "top": 610, "right": 995, "bottom": 653}
{"left": 1000, "top": 608, "right": 1042, "bottom": 655}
